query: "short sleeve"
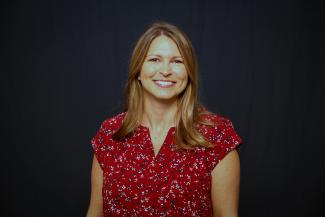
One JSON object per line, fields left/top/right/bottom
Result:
{"left": 90, "top": 121, "right": 115, "bottom": 171}
{"left": 206, "top": 118, "right": 243, "bottom": 172}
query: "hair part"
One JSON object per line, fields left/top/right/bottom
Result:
{"left": 113, "top": 21, "right": 213, "bottom": 149}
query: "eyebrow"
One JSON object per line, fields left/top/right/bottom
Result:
{"left": 146, "top": 54, "right": 183, "bottom": 58}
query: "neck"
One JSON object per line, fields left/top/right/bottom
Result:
{"left": 141, "top": 95, "right": 178, "bottom": 131}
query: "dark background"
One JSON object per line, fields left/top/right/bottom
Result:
{"left": 3, "top": 0, "right": 324, "bottom": 216}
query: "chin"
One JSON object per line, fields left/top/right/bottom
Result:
{"left": 155, "top": 94, "right": 178, "bottom": 101}
{"left": 143, "top": 86, "right": 185, "bottom": 102}
{"left": 147, "top": 92, "right": 179, "bottom": 101}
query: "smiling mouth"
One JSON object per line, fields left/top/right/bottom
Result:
{"left": 153, "top": 80, "right": 176, "bottom": 87}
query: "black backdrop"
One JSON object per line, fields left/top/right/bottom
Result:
{"left": 3, "top": 0, "right": 325, "bottom": 216}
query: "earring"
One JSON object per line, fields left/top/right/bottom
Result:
{"left": 138, "top": 76, "right": 141, "bottom": 80}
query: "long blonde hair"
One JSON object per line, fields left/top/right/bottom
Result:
{"left": 113, "top": 21, "right": 213, "bottom": 149}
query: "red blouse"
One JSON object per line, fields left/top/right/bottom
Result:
{"left": 91, "top": 112, "right": 243, "bottom": 217}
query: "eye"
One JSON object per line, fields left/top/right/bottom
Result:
{"left": 148, "top": 58, "right": 159, "bottom": 62}
{"left": 173, "top": 59, "right": 184, "bottom": 64}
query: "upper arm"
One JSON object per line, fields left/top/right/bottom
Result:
{"left": 86, "top": 155, "right": 103, "bottom": 217}
{"left": 211, "top": 150, "right": 241, "bottom": 217}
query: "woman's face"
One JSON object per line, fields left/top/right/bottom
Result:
{"left": 139, "top": 35, "right": 188, "bottom": 103}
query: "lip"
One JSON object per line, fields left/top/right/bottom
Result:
{"left": 153, "top": 80, "right": 176, "bottom": 88}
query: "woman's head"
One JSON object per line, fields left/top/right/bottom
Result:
{"left": 126, "top": 22, "right": 199, "bottom": 111}
{"left": 138, "top": 35, "right": 188, "bottom": 103}
{"left": 114, "top": 21, "right": 212, "bottom": 149}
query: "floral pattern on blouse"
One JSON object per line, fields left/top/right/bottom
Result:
{"left": 91, "top": 112, "right": 243, "bottom": 217}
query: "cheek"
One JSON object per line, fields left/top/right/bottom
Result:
{"left": 174, "top": 66, "right": 188, "bottom": 81}
{"left": 182, "top": 76, "right": 189, "bottom": 89}
{"left": 141, "top": 63, "right": 158, "bottom": 77}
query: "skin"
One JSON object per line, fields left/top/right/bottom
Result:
{"left": 211, "top": 150, "right": 240, "bottom": 217}
{"left": 86, "top": 35, "right": 240, "bottom": 216}
{"left": 138, "top": 35, "right": 188, "bottom": 156}
{"left": 86, "top": 157, "right": 103, "bottom": 217}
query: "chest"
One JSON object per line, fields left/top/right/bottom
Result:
{"left": 149, "top": 129, "right": 169, "bottom": 156}
{"left": 102, "top": 142, "right": 212, "bottom": 211}
{"left": 105, "top": 142, "right": 210, "bottom": 182}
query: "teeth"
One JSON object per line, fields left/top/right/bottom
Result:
{"left": 155, "top": 81, "right": 174, "bottom": 86}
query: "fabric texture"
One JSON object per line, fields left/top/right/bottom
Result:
{"left": 91, "top": 112, "right": 243, "bottom": 217}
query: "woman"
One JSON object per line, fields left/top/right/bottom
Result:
{"left": 87, "top": 22, "right": 243, "bottom": 217}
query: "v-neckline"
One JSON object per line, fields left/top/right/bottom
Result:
{"left": 139, "top": 124, "right": 175, "bottom": 159}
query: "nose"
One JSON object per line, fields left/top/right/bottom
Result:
{"left": 159, "top": 61, "right": 172, "bottom": 76}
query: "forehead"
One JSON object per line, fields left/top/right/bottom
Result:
{"left": 147, "top": 35, "right": 181, "bottom": 56}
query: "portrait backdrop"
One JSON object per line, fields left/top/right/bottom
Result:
{"left": 3, "top": 0, "right": 324, "bottom": 216}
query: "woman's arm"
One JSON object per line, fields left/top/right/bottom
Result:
{"left": 86, "top": 156, "right": 103, "bottom": 217}
{"left": 211, "top": 150, "right": 241, "bottom": 217}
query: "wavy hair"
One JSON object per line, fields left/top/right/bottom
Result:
{"left": 112, "top": 21, "right": 213, "bottom": 149}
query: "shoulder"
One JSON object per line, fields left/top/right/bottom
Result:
{"left": 92, "top": 112, "right": 126, "bottom": 144}
{"left": 99, "top": 112, "right": 126, "bottom": 133}
{"left": 197, "top": 111, "right": 243, "bottom": 154}
{"left": 198, "top": 111, "right": 236, "bottom": 136}
{"left": 91, "top": 112, "right": 126, "bottom": 170}
{"left": 197, "top": 111, "right": 243, "bottom": 171}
